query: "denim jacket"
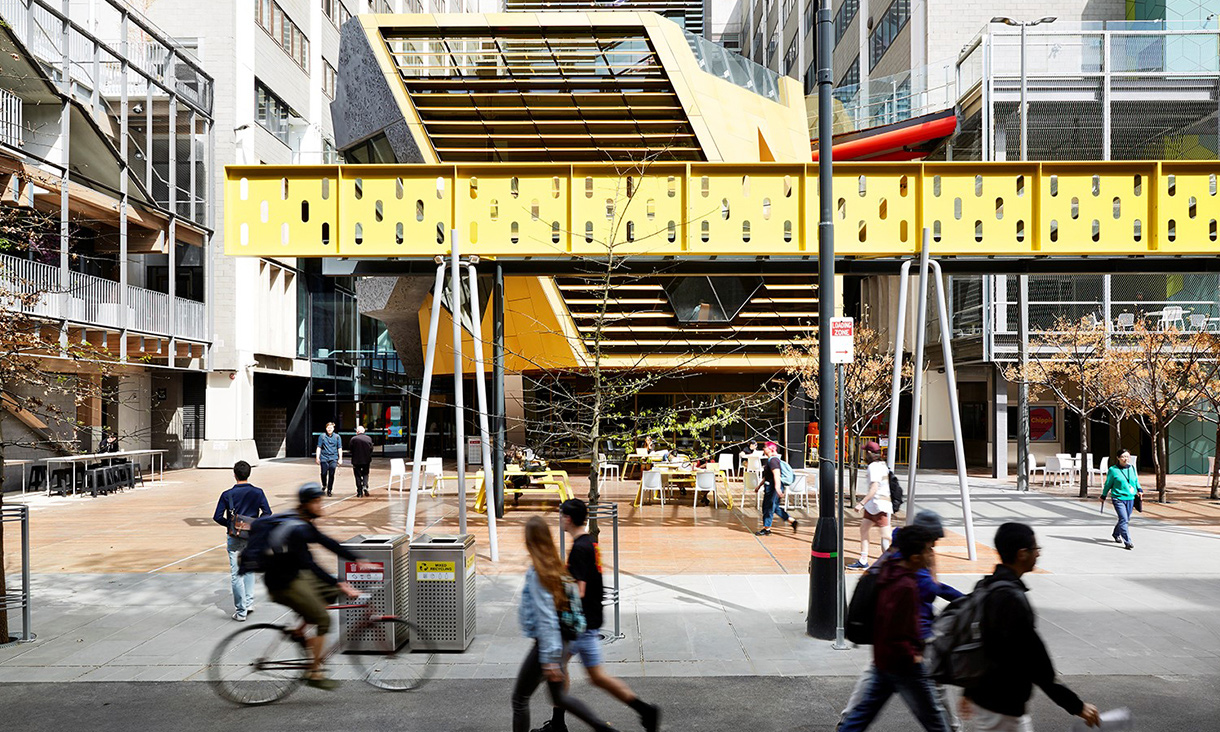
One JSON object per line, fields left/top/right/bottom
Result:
{"left": 518, "top": 567, "right": 563, "bottom": 665}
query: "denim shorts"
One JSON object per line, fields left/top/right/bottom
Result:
{"left": 567, "top": 628, "right": 604, "bottom": 668}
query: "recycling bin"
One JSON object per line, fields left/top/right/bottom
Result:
{"left": 338, "top": 533, "right": 410, "bottom": 652}
{"left": 408, "top": 533, "right": 476, "bottom": 651}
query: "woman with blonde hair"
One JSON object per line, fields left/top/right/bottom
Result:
{"left": 512, "top": 516, "right": 615, "bottom": 732}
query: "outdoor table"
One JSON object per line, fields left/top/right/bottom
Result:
{"left": 472, "top": 465, "right": 573, "bottom": 513}
{"left": 633, "top": 466, "right": 733, "bottom": 508}
{"left": 10, "top": 459, "right": 32, "bottom": 493}
{"left": 40, "top": 448, "right": 167, "bottom": 496}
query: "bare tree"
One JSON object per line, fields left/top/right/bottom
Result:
{"left": 1124, "top": 322, "right": 1219, "bottom": 503}
{"left": 782, "top": 317, "right": 913, "bottom": 490}
{"left": 1, "top": 205, "right": 119, "bottom": 642}
{"left": 1003, "top": 316, "right": 1127, "bottom": 497}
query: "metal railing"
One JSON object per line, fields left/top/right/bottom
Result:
{"left": 806, "top": 433, "right": 917, "bottom": 469}
{"left": 821, "top": 59, "right": 957, "bottom": 136}
{"left": 0, "top": 87, "right": 22, "bottom": 148}
{"left": 0, "top": 504, "right": 33, "bottom": 643}
{"left": 0, "top": 252, "right": 208, "bottom": 341}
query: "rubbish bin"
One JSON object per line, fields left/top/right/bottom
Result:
{"left": 409, "top": 533, "right": 476, "bottom": 651}
{"left": 338, "top": 534, "right": 410, "bottom": 652}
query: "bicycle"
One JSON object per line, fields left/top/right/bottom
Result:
{"left": 208, "top": 599, "right": 436, "bottom": 705}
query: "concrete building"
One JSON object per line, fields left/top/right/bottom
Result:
{"left": 0, "top": 0, "right": 214, "bottom": 482}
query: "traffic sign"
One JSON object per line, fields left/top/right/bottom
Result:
{"left": 830, "top": 317, "right": 854, "bottom": 364}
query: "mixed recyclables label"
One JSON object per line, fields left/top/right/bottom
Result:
{"left": 345, "top": 561, "right": 385, "bottom": 582}
{"left": 416, "top": 560, "right": 456, "bottom": 582}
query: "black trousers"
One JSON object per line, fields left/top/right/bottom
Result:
{"left": 319, "top": 460, "right": 337, "bottom": 493}
{"left": 353, "top": 463, "right": 371, "bottom": 494}
{"left": 511, "top": 641, "right": 611, "bottom": 732}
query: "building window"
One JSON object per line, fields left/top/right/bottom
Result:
{"left": 322, "top": 0, "right": 337, "bottom": 25}
{"left": 869, "top": 0, "right": 909, "bottom": 71}
{"left": 834, "top": 0, "right": 858, "bottom": 46}
{"left": 767, "top": 30, "right": 779, "bottom": 65}
{"left": 784, "top": 37, "right": 798, "bottom": 76}
{"left": 805, "top": 0, "right": 815, "bottom": 35}
{"left": 804, "top": 59, "right": 815, "bottom": 94}
{"left": 257, "top": 0, "right": 310, "bottom": 72}
{"left": 782, "top": 0, "right": 796, "bottom": 21}
{"left": 339, "top": 3, "right": 351, "bottom": 26}
{"left": 376, "top": 0, "right": 392, "bottom": 12}
{"left": 323, "top": 60, "right": 337, "bottom": 99}
{"left": 256, "top": 81, "right": 295, "bottom": 145}
{"left": 839, "top": 56, "right": 859, "bottom": 88}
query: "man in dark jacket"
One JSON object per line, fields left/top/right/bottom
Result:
{"left": 349, "top": 425, "right": 374, "bottom": 497}
{"left": 963, "top": 523, "right": 1100, "bottom": 731}
{"left": 266, "top": 482, "right": 361, "bottom": 690}
{"left": 839, "top": 525, "right": 950, "bottom": 732}
{"left": 213, "top": 461, "right": 272, "bottom": 621}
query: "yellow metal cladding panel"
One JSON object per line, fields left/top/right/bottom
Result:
{"left": 224, "top": 161, "right": 1220, "bottom": 258}
{"left": 226, "top": 166, "right": 340, "bottom": 256}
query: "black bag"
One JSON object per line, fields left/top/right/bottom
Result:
{"left": 558, "top": 581, "right": 587, "bottom": 642}
{"left": 1133, "top": 492, "right": 1143, "bottom": 512}
{"left": 225, "top": 497, "right": 255, "bottom": 539}
{"left": 237, "top": 513, "right": 304, "bottom": 575}
{"left": 924, "top": 579, "right": 1019, "bottom": 687}
{"left": 845, "top": 569, "right": 881, "bottom": 645}
{"left": 888, "top": 470, "right": 905, "bottom": 514}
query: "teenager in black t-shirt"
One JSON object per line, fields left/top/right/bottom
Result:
{"left": 541, "top": 499, "right": 660, "bottom": 732}
{"left": 755, "top": 440, "right": 798, "bottom": 536}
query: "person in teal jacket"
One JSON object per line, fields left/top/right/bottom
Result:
{"left": 1101, "top": 449, "right": 1142, "bottom": 550}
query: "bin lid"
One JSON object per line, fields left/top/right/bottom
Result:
{"left": 409, "top": 532, "right": 475, "bottom": 549}
{"left": 342, "top": 533, "right": 409, "bottom": 548}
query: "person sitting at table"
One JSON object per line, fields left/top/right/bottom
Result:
{"left": 100, "top": 433, "right": 121, "bottom": 454}
{"left": 740, "top": 441, "right": 764, "bottom": 475}
{"left": 641, "top": 435, "right": 670, "bottom": 462}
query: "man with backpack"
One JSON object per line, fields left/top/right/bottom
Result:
{"left": 212, "top": 460, "right": 272, "bottom": 621}
{"left": 959, "top": 523, "right": 1100, "bottom": 731}
{"left": 839, "top": 524, "right": 950, "bottom": 732}
{"left": 847, "top": 441, "right": 895, "bottom": 570}
{"left": 755, "top": 440, "right": 798, "bottom": 536}
{"left": 253, "top": 482, "right": 361, "bottom": 690}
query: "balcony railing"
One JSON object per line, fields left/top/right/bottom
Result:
{"left": 0, "top": 252, "right": 209, "bottom": 343}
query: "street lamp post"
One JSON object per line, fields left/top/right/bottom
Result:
{"left": 991, "top": 16, "right": 1053, "bottom": 493}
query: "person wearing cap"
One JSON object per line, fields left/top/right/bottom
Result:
{"left": 847, "top": 441, "right": 893, "bottom": 570}
{"left": 264, "top": 482, "right": 361, "bottom": 690}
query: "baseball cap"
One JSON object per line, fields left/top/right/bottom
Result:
{"left": 863, "top": 440, "right": 882, "bottom": 454}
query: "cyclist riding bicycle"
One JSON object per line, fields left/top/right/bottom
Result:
{"left": 265, "top": 482, "right": 361, "bottom": 690}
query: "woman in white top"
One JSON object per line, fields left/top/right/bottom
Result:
{"left": 847, "top": 440, "right": 892, "bottom": 569}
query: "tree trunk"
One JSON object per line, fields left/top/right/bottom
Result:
{"left": 1154, "top": 426, "right": 1169, "bottom": 503}
{"left": 1078, "top": 403, "right": 1090, "bottom": 498}
{"left": 0, "top": 415, "right": 9, "bottom": 644}
{"left": 1211, "top": 421, "right": 1220, "bottom": 501}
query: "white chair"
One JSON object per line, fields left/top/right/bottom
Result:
{"left": 693, "top": 470, "right": 718, "bottom": 510}
{"left": 1115, "top": 312, "right": 1135, "bottom": 331}
{"left": 640, "top": 470, "right": 664, "bottom": 507}
{"left": 1044, "top": 455, "right": 1071, "bottom": 487}
{"left": 1189, "top": 313, "right": 1209, "bottom": 330}
{"left": 1159, "top": 305, "right": 1184, "bottom": 330}
{"left": 784, "top": 473, "right": 810, "bottom": 511}
{"left": 389, "top": 458, "right": 408, "bottom": 496}
{"left": 597, "top": 452, "right": 621, "bottom": 484}
{"left": 717, "top": 453, "right": 735, "bottom": 480}
{"left": 1088, "top": 456, "right": 1109, "bottom": 489}
{"left": 742, "top": 470, "right": 761, "bottom": 510}
{"left": 746, "top": 453, "right": 763, "bottom": 476}
{"left": 1027, "top": 454, "right": 1045, "bottom": 484}
{"left": 425, "top": 457, "right": 445, "bottom": 496}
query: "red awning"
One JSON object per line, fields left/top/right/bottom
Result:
{"left": 811, "top": 113, "right": 958, "bottom": 162}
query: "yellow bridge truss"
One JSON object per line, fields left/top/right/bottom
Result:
{"left": 226, "top": 161, "right": 1220, "bottom": 259}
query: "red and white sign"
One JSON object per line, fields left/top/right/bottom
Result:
{"left": 345, "top": 561, "right": 385, "bottom": 583}
{"left": 830, "top": 317, "right": 855, "bottom": 364}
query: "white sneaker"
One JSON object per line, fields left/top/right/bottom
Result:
{"left": 232, "top": 611, "right": 247, "bottom": 622}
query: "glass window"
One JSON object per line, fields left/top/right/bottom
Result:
{"left": 784, "top": 37, "right": 798, "bottom": 76}
{"left": 869, "top": 0, "right": 909, "bottom": 70}
{"left": 255, "top": 81, "right": 295, "bottom": 144}
{"left": 323, "top": 60, "right": 337, "bottom": 99}
{"left": 834, "top": 0, "right": 858, "bottom": 46}
{"left": 340, "top": 4, "right": 351, "bottom": 26}
{"left": 259, "top": 2, "right": 309, "bottom": 73}
{"left": 322, "top": 0, "right": 336, "bottom": 24}
{"left": 805, "top": 0, "right": 815, "bottom": 35}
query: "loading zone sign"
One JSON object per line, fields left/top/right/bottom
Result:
{"left": 830, "top": 318, "right": 855, "bottom": 364}
{"left": 416, "top": 560, "right": 456, "bottom": 582}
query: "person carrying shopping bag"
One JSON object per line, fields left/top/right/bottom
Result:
{"left": 511, "top": 516, "right": 616, "bottom": 732}
{"left": 1101, "top": 449, "right": 1142, "bottom": 550}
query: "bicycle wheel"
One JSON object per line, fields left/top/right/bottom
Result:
{"left": 208, "top": 623, "right": 307, "bottom": 705}
{"left": 347, "top": 618, "right": 436, "bottom": 691}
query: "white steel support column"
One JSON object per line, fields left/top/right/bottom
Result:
{"left": 451, "top": 236, "right": 466, "bottom": 535}
{"left": 886, "top": 260, "right": 913, "bottom": 472}
{"left": 904, "top": 232, "right": 932, "bottom": 516}
{"left": 406, "top": 262, "right": 447, "bottom": 537}
{"left": 1102, "top": 32, "right": 1112, "bottom": 161}
{"left": 465, "top": 262, "right": 499, "bottom": 562}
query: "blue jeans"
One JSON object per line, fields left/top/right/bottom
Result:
{"left": 762, "top": 487, "right": 791, "bottom": 528}
{"left": 1112, "top": 497, "right": 1134, "bottom": 544}
{"left": 227, "top": 535, "right": 254, "bottom": 615}
{"left": 838, "top": 664, "right": 950, "bottom": 732}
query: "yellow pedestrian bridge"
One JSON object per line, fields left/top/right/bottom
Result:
{"left": 226, "top": 161, "right": 1220, "bottom": 261}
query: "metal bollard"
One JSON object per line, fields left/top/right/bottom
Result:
{"left": 0, "top": 504, "right": 33, "bottom": 642}
{"left": 558, "top": 502, "right": 624, "bottom": 643}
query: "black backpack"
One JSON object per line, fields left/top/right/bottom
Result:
{"left": 237, "top": 513, "right": 305, "bottom": 575}
{"left": 888, "top": 470, "right": 905, "bottom": 514}
{"left": 844, "top": 568, "right": 881, "bottom": 645}
{"left": 924, "top": 579, "right": 1020, "bottom": 687}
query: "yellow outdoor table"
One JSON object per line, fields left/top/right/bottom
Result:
{"left": 633, "top": 466, "right": 733, "bottom": 508}
{"left": 472, "top": 466, "right": 573, "bottom": 513}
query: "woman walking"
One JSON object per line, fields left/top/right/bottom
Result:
{"left": 512, "top": 516, "right": 615, "bottom": 732}
{"left": 846, "top": 441, "right": 892, "bottom": 570}
{"left": 1101, "top": 449, "right": 1142, "bottom": 550}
